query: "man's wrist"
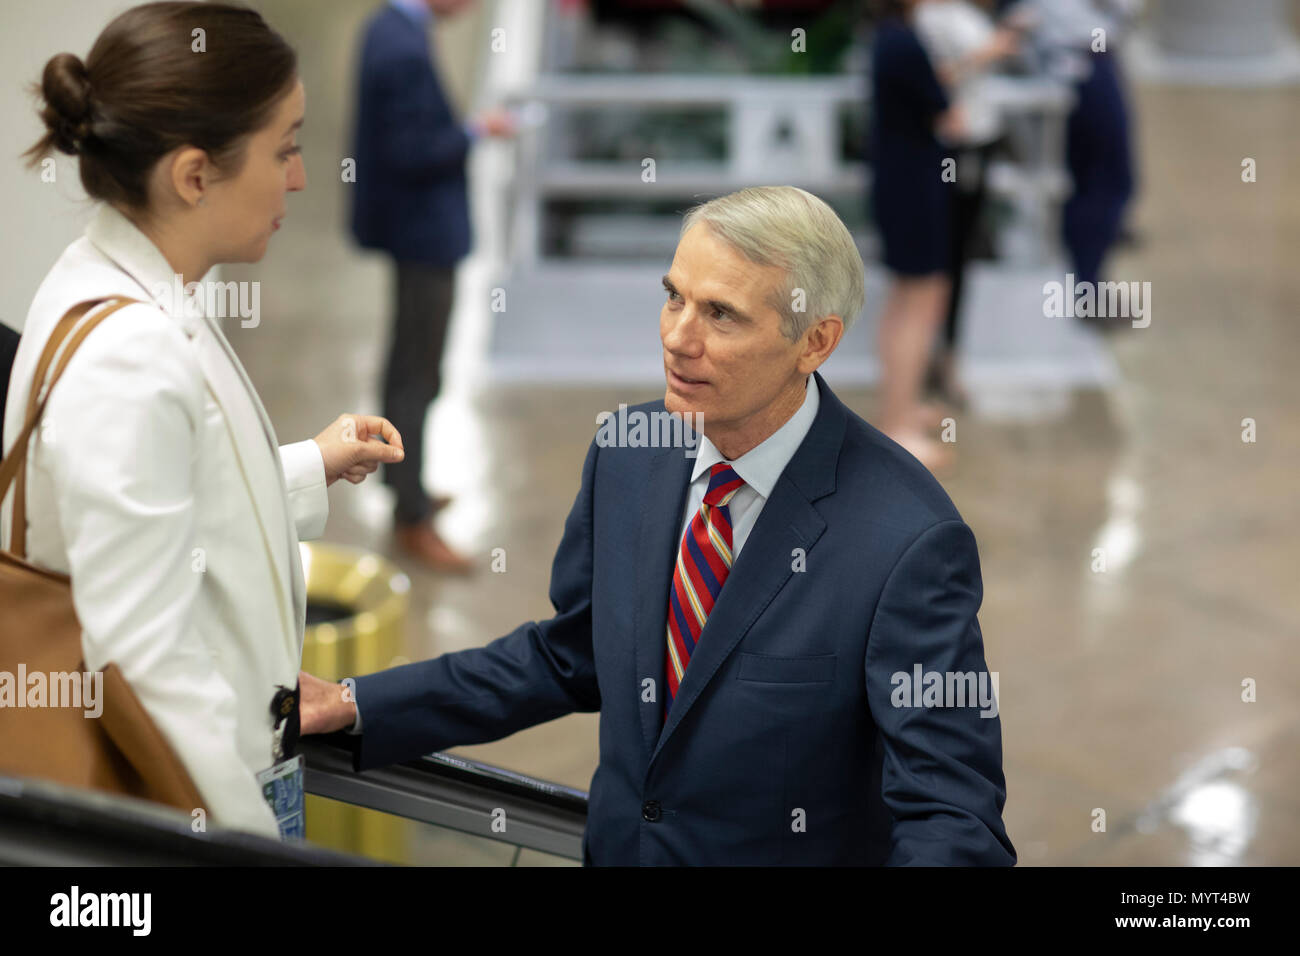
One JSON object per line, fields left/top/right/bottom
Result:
{"left": 340, "top": 677, "right": 362, "bottom": 734}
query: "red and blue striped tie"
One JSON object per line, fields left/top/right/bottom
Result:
{"left": 665, "top": 462, "right": 746, "bottom": 717}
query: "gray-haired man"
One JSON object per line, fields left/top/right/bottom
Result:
{"left": 304, "top": 186, "right": 1014, "bottom": 866}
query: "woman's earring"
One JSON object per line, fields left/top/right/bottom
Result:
{"left": 197, "top": 197, "right": 206, "bottom": 207}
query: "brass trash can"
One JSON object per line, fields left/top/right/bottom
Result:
{"left": 298, "top": 541, "right": 411, "bottom": 863}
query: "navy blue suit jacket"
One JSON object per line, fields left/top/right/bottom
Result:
{"left": 350, "top": 372, "right": 1015, "bottom": 865}
{"left": 349, "top": 4, "right": 471, "bottom": 265}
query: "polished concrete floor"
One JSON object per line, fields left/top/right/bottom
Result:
{"left": 230, "top": 74, "right": 1300, "bottom": 865}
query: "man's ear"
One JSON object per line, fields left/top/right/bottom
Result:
{"left": 798, "top": 315, "right": 844, "bottom": 374}
{"left": 166, "top": 146, "right": 211, "bottom": 209}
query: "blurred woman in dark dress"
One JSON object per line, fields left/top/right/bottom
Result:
{"left": 869, "top": 0, "right": 966, "bottom": 471}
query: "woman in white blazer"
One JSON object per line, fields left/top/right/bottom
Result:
{"left": 1, "top": 2, "right": 404, "bottom": 837}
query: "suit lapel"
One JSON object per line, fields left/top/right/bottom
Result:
{"left": 188, "top": 314, "right": 303, "bottom": 650}
{"left": 643, "top": 372, "right": 848, "bottom": 768}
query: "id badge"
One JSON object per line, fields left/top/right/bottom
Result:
{"left": 257, "top": 755, "right": 305, "bottom": 841}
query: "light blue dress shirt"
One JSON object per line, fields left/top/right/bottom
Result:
{"left": 390, "top": 0, "right": 431, "bottom": 27}
{"left": 676, "top": 374, "right": 820, "bottom": 559}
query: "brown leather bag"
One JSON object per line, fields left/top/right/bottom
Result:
{"left": 0, "top": 297, "right": 206, "bottom": 814}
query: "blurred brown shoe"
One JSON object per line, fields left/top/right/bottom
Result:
{"left": 393, "top": 521, "right": 475, "bottom": 575}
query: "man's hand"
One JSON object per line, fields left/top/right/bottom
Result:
{"left": 987, "top": 26, "right": 1021, "bottom": 62}
{"left": 935, "top": 103, "right": 968, "bottom": 145}
{"left": 299, "top": 670, "right": 358, "bottom": 735}
{"left": 313, "top": 413, "right": 403, "bottom": 487}
{"left": 470, "top": 106, "right": 517, "bottom": 139}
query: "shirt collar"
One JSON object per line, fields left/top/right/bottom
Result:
{"left": 689, "top": 374, "right": 821, "bottom": 500}
{"left": 390, "top": 0, "right": 433, "bottom": 27}
{"left": 84, "top": 202, "right": 208, "bottom": 325}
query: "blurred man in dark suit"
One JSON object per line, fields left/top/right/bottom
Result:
{"left": 350, "top": 0, "right": 513, "bottom": 571}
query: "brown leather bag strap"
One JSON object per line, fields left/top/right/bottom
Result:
{"left": 9, "top": 298, "right": 107, "bottom": 559}
{"left": 1, "top": 297, "right": 140, "bottom": 558}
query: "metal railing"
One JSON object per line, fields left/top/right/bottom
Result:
{"left": 0, "top": 740, "right": 588, "bottom": 866}
{"left": 0, "top": 773, "right": 375, "bottom": 866}
{"left": 300, "top": 736, "right": 588, "bottom": 862}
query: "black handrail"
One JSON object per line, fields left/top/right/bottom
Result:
{"left": 398, "top": 750, "right": 588, "bottom": 814}
{"left": 0, "top": 774, "right": 377, "bottom": 866}
{"left": 0, "top": 742, "right": 590, "bottom": 865}
{"left": 301, "top": 736, "right": 588, "bottom": 861}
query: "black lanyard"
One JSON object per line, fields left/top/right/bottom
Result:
{"left": 270, "top": 682, "right": 300, "bottom": 762}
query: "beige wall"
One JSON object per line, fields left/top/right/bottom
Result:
{"left": 0, "top": 0, "right": 123, "bottom": 333}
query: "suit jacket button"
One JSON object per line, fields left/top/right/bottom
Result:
{"left": 642, "top": 800, "right": 661, "bottom": 823}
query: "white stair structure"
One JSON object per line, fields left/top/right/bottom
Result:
{"left": 1129, "top": 0, "right": 1300, "bottom": 87}
{"left": 468, "top": 1, "right": 1117, "bottom": 411}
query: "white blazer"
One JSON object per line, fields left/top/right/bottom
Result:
{"left": 1, "top": 203, "right": 329, "bottom": 838}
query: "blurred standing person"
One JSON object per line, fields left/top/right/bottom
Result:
{"left": 913, "top": 1, "right": 1018, "bottom": 407}
{"left": 1003, "top": 0, "right": 1140, "bottom": 312}
{"left": 349, "top": 0, "right": 514, "bottom": 571}
{"left": 868, "top": 0, "right": 967, "bottom": 471}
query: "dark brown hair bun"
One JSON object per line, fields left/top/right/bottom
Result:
{"left": 36, "top": 52, "right": 95, "bottom": 155}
